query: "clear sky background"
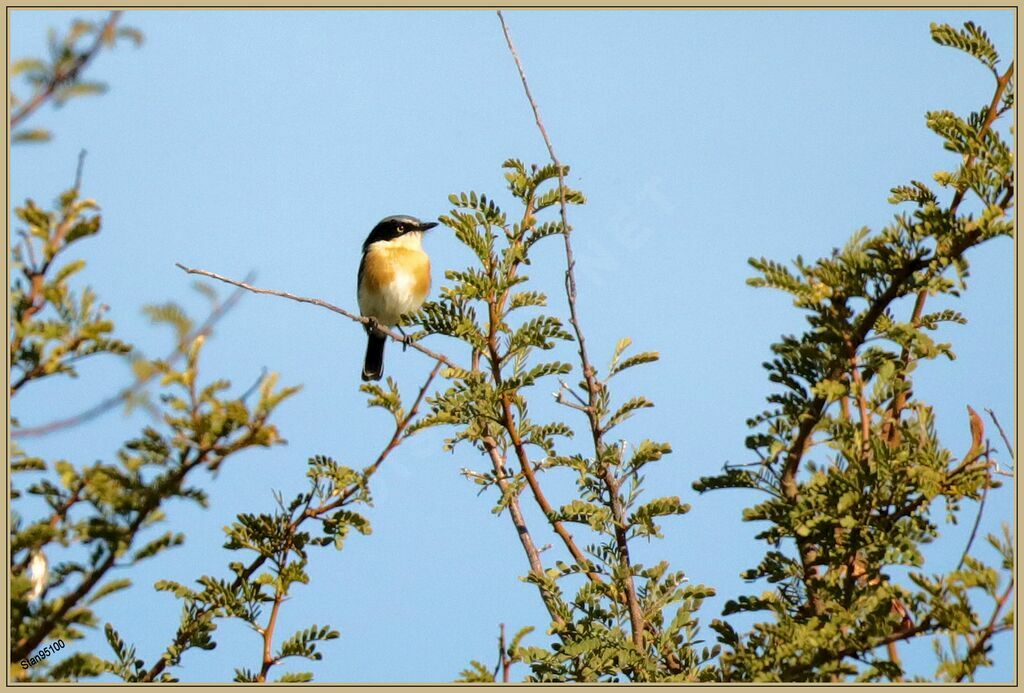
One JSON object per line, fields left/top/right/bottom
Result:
{"left": 9, "top": 9, "right": 1015, "bottom": 683}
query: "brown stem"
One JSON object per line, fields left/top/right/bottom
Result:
{"left": 886, "top": 641, "right": 903, "bottom": 682}
{"left": 481, "top": 437, "right": 565, "bottom": 629}
{"left": 882, "top": 290, "right": 927, "bottom": 445}
{"left": 849, "top": 352, "right": 871, "bottom": 456}
{"left": 257, "top": 589, "right": 285, "bottom": 683}
{"left": 601, "top": 466, "right": 646, "bottom": 653}
{"left": 497, "top": 9, "right": 645, "bottom": 651}
{"left": 498, "top": 392, "right": 600, "bottom": 583}
{"left": 948, "top": 62, "right": 1015, "bottom": 213}
{"left": 473, "top": 163, "right": 598, "bottom": 590}
{"left": 10, "top": 12, "right": 123, "bottom": 129}
{"left": 499, "top": 623, "right": 510, "bottom": 683}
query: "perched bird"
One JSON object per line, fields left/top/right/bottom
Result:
{"left": 357, "top": 215, "right": 437, "bottom": 381}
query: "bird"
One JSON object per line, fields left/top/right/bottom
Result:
{"left": 357, "top": 215, "right": 438, "bottom": 381}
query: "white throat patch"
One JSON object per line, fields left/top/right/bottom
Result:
{"left": 374, "top": 231, "right": 423, "bottom": 251}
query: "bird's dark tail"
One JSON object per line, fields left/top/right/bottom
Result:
{"left": 362, "top": 332, "right": 386, "bottom": 381}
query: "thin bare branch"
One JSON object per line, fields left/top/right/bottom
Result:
{"left": 73, "top": 149, "right": 88, "bottom": 191}
{"left": 498, "top": 623, "right": 510, "bottom": 683}
{"left": 497, "top": 9, "right": 645, "bottom": 652}
{"left": 14, "top": 280, "right": 249, "bottom": 439}
{"left": 174, "top": 263, "right": 461, "bottom": 372}
{"left": 479, "top": 435, "right": 565, "bottom": 629}
{"left": 956, "top": 445, "right": 992, "bottom": 572}
{"left": 985, "top": 408, "right": 1014, "bottom": 462}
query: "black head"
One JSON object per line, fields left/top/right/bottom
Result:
{"left": 362, "top": 215, "right": 438, "bottom": 251}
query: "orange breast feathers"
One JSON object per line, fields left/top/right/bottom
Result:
{"left": 358, "top": 243, "right": 431, "bottom": 326}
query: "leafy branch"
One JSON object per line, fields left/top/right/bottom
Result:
{"left": 129, "top": 363, "right": 441, "bottom": 682}
{"left": 695, "top": 20, "right": 1014, "bottom": 682}
{"left": 10, "top": 334, "right": 298, "bottom": 670}
{"left": 9, "top": 11, "right": 142, "bottom": 142}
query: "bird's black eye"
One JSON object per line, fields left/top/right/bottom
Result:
{"left": 396, "top": 225, "right": 405, "bottom": 233}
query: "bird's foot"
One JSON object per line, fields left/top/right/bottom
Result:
{"left": 366, "top": 316, "right": 385, "bottom": 338}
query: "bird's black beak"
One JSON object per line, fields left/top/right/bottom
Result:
{"left": 418, "top": 221, "right": 439, "bottom": 232}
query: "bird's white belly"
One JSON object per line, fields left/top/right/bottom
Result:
{"left": 358, "top": 270, "right": 422, "bottom": 326}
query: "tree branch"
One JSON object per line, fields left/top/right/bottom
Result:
{"left": 883, "top": 61, "right": 1015, "bottom": 444}
{"left": 984, "top": 408, "right": 1014, "bottom": 461}
{"left": 256, "top": 585, "right": 284, "bottom": 682}
{"left": 11, "top": 445, "right": 212, "bottom": 663}
{"left": 10, "top": 11, "right": 123, "bottom": 128}
{"left": 497, "top": 9, "right": 647, "bottom": 653}
{"left": 140, "top": 363, "right": 441, "bottom": 682}
{"left": 14, "top": 280, "right": 249, "bottom": 439}
{"left": 481, "top": 436, "right": 565, "bottom": 629}
{"left": 956, "top": 577, "right": 1014, "bottom": 682}
{"left": 174, "top": 263, "right": 461, "bottom": 372}
{"left": 955, "top": 446, "right": 992, "bottom": 572}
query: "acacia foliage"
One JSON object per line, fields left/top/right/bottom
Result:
{"left": 9, "top": 185, "right": 300, "bottom": 680}
{"left": 693, "top": 21, "right": 1014, "bottom": 682}
{"left": 416, "top": 159, "right": 716, "bottom": 681}
{"left": 8, "top": 16, "right": 1014, "bottom": 684}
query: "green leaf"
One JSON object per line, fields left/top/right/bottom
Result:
{"left": 13, "top": 128, "right": 53, "bottom": 144}
{"left": 53, "top": 80, "right": 108, "bottom": 106}
{"left": 603, "top": 395, "right": 654, "bottom": 431}
{"left": 629, "top": 496, "right": 691, "bottom": 537}
{"left": 278, "top": 624, "right": 340, "bottom": 662}
{"left": 11, "top": 58, "right": 47, "bottom": 76}
{"left": 930, "top": 21, "right": 1000, "bottom": 71}
{"left": 131, "top": 531, "right": 185, "bottom": 563}
{"left": 456, "top": 660, "right": 496, "bottom": 683}
{"left": 86, "top": 578, "right": 132, "bottom": 605}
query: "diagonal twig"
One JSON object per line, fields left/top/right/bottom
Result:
{"left": 984, "top": 408, "right": 1014, "bottom": 462}
{"left": 10, "top": 11, "right": 123, "bottom": 128}
{"left": 956, "top": 444, "right": 993, "bottom": 572}
{"left": 13, "top": 280, "right": 250, "bottom": 439}
{"left": 174, "top": 263, "right": 462, "bottom": 372}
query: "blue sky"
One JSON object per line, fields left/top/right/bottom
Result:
{"left": 10, "top": 9, "right": 1015, "bottom": 682}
